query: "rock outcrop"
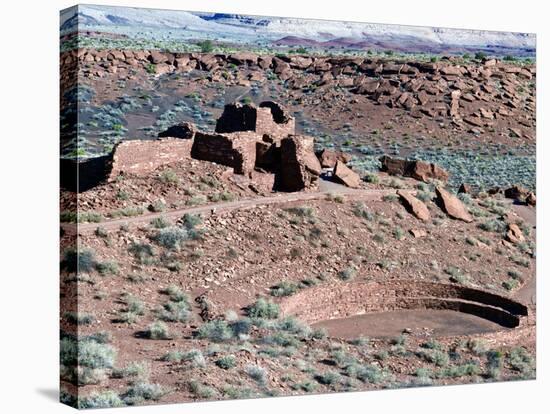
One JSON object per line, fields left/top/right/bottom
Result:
{"left": 379, "top": 156, "right": 449, "bottom": 183}
{"left": 397, "top": 190, "right": 431, "bottom": 221}
{"left": 435, "top": 186, "right": 473, "bottom": 222}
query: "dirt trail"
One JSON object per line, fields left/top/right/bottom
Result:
{"left": 63, "top": 187, "right": 395, "bottom": 233}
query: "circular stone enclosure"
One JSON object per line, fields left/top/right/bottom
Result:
{"left": 279, "top": 281, "right": 528, "bottom": 337}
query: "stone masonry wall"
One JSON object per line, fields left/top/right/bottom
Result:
{"left": 191, "top": 131, "right": 259, "bottom": 174}
{"left": 108, "top": 138, "right": 193, "bottom": 180}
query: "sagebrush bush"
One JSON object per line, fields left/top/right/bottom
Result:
{"left": 146, "top": 321, "right": 172, "bottom": 340}
{"left": 62, "top": 248, "right": 96, "bottom": 273}
{"left": 159, "top": 300, "right": 191, "bottom": 323}
{"left": 216, "top": 355, "right": 236, "bottom": 370}
{"left": 154, "top": 226, "right": 189, "bottom": 250}
{"left": 123, "top": 382, "right": 169, "bottom": 405}
{"left": 197, "top": 320, "right": 233, "bottom": 342}
{"left": 129, "top": 242, "right": 155, "bottom": 264}
{"left": 270, "top": 281, "right": 299, "bottom": 297}
{"left": 78, "top": 391, "right": 125, "bottom": 409}
{"left": 248, "top": 298, "right": 280, "bottom": 319}
{"left": 245, "top": 365, "right": 267, "bottom": 385}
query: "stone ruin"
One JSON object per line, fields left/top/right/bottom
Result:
{"left": 191, "top": 101, "right": 321, "bottom": 191}
{"left": 61, "top": 101, "right": 327, "bottom": 193}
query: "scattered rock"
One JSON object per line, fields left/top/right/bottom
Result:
{"left": 397, "top": 190, "right": 431, "bottom": 221}
{"left": 333, "top": 161, "right": 361, "bottom": 188}
{"left": 435, "top": 186, "right": 473, "bottom": 222}
{"left": 410, "top": 228, "right": 427, "bottom": 238}
{"left": 526, "top": 192, "right": 536, "bottom": 206}
{"left": 506, "top": 223, "right": 525, "bottom": 244}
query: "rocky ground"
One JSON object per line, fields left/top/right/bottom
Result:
{"left": 60, "top": 173, "right": 536, "bottom": 407}
{"left": 60, "top": 46, "right": 536, "bottom": 409}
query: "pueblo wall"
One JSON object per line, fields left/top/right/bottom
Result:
{"left": 191, "top": 131, "right": 259, "bottom": 175}
{"left": 215, "top": 101, "right": 295, "bottom": 140}
{"left": 108, "top": 138, "right": 193, "bottom": 180}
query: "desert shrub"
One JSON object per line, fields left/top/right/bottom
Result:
{"left": 419, "top": 349, "right": 449, "bottom": 367}
{"left": 478, "top": 219, "right": 506, "bottom": 233}
{"left": 111, "top": 206, "right": 145, "bottom": 218}
{"left": 388, "top": 178, "right": 405, "bottom": 189}
{"left": 150, "top": 216, "right": 170, "bottom": 229}
{"left": 437, "top": 363, "right": 481, "bottom": 378}
{"left": 270, "top": 281, "right": 299, "bottom": 297}
{"left": 264, "top": 331, "right": 300, "bottom": 348}
{"left": 393, "top": 227, "right": 405, "bottom": 240}
{"left": 503, "top": 279, "right": 519, "bottom": 290}
{"left": 248, "top": 298, "right": 280, "bottom": 319}
{"left": 352, "top": 202, "right": 374, "bottom": 220}
{"left": 154, "top": 226, "right": 189, "bottom": 250}
{"left": 383, "top": 194, "right": 399, "bottom": 202}
{"left": 145, "top": 63, "right": 156, "bottom": 74}
{"left": 315, "top": 370, "right": 341, "bottom": 385}
{"left": 198, "top": 39, "right": 214, "bottom": 53}
{"left": 96, "top": 260, "right": 119, "bottom": 276}
{"left": 159, "top": 300, "right": 191, "bottom": 323}
{"left": 276, "top": 317, "right": 312, "bottom": 337}
{"left": 149, "top": 200, "right": 166, "bottom": 213}
{"left": 145, "top": 321, "right": 172, "bottom": 340}
{"left": 162, "top": 284, "right": 189, "bottom": 303}
{"left": 64, "top": 311, "right": 95, "bottom": 325}
{"left": 78, "top": 391, "right": 125, "bottom": 409}
{"left": 182, "top": 213, "right": 202, "bottom": 229}
{"left": 285, "top": 206, "right": 315, "bottom": 218}
{"left": 230, "top": 318, "right": 252, "bottom": 338}
{"left": 467, "top": 338, "right": 487, "bottom": 355}
{"left": 364, "top": 172, "right": 380, "bottom": 184}
{"left": 508, "top": 347, "right": 534, "bottom": 374}
{"left": 486, "top": 350, "right": 503, "bottom": 379}
{"left": 197, "top": 320, "right": 233, "bottom": 342}
{"left": 508, "top": 269, "right": 522, "bottom": 280}
{"left": 112, "top": 362, "right": 149, "bottom": 380}
{"left": 94, "top": 226, "right": 108, "bottom": 238}
{"left": 352, "top": 365, "right": 386, "bottom": 384}
{"left": 128, "top": 242, "right": 155, "bottom": 264}
{"left": 123, "top": 382, "right": 168, "bottom": 405}
{"left": 216, "top": 355, "right": 236, "bottom": 370}
{"left": 116, "top": 295, "right": 145, "bottom": 324}
{"left": 245, "top": 365, "right": 267, "bottom": 385}
{"left": 159, "top": 169, "right": 179, "bottom": 184}
{"left": 173, "top": 349, "right": 207, "bottom": 368}
{"left": 189, "top": 380, "right": 216, "bottom": 398}
{"left": 62, "top": 248, "right": 96, "bottom": 273}
{"left": 338, "top": 266, "right": 356, "bottom": 281}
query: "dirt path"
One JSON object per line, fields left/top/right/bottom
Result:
{"left": 63, "top": 187, "right": 395, "bottom": 234}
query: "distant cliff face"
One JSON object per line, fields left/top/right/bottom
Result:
{"left": 60, "top": 5, "right": 535, "bottom": 56}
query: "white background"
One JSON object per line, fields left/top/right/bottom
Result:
{"left": 0, "top": 0, "right": 546, "bottom": 412}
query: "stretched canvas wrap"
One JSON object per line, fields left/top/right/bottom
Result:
{"left": 59, "top": 4, "right": 536, "bottom": 409}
